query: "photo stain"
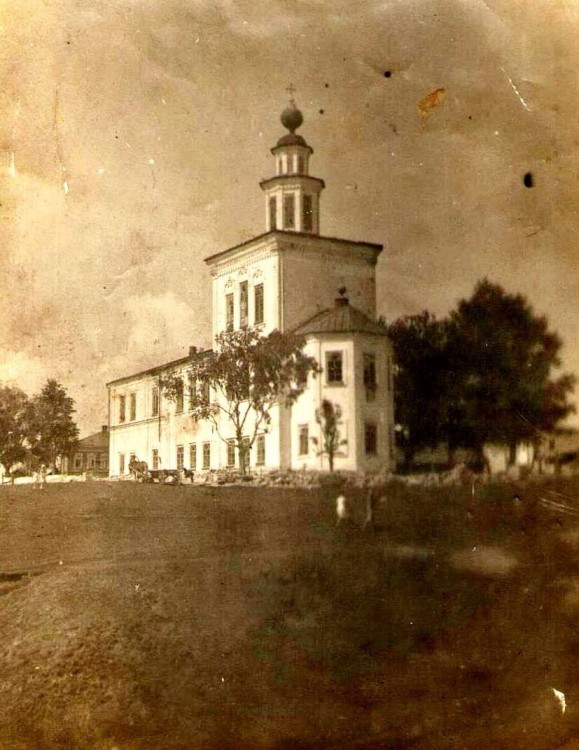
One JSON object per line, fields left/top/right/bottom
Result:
{"left": 523, "top": 172, "right": 534, "bottom": 188}
{"left": 384, "top": 70, "right": 392, "bottom": 78}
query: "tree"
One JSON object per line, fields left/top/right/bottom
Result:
{"left": 312, "top": 399, "right": 347, "bottom": 472}
{"left": 0, "top": 385, "right": 30, "bottom": 474}
{"left": 447, "top": 279, "right": 575, "bottom": 464}
{"left": 26, "top": 380, "right": 79, "bottom": 466}
{"left": 162, "top": 328, "right": 320, "bottom": 475}
{"left": 388, "top": 311, "right": 451, "bottom": 466}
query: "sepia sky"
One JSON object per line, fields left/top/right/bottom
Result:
{"left": 1, "top": 0, "right": 579, "bottom": 434}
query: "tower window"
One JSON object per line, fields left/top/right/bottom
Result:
{"left": 365, "top": 423, "right": 378, "bottom": 456}
{"left": 363, "top": 353, "right": 377, "bottom": 402}
{"left": 284, "top": 194, "right": 295, "bottom": 229}
{"left": 225, "top": 293, "right": 234, "bottom": 331}
{"left": 269, "top": 196, "right": 277, "bottom": 230}
{"left": 303, "top": 194, "right": 313, "bottom": 232}
{"left": 326, "top": 351, "right": 343, "bottom": 384}
{"left": 254, "top": 283, "right": 264, "bottom": 325}
{"left": 298, "top": 155, "right": 304, "bottom": 173}
{"left": 240, "top": 281, "right": 248, "bottom": 328}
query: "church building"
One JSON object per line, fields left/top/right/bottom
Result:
{"left": 107, "top": 100, "right": 395, "bottom": 477}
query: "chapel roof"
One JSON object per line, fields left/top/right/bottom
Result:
{"left": 293, "top": 293, "right": 388, "bottom": 337}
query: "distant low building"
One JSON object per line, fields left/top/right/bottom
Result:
{"left": 65, "top": 426, "right": 109, "bottom": 476}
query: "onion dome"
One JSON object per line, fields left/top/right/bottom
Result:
{"left": 280, "top": 100, "right": 303, "bottom": 133}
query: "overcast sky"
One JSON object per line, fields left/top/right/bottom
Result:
{"left": 1, "top": 0, "right": 578, "bottom": 434}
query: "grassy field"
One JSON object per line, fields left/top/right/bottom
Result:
{"left": 2, "top": 477, "right": 579, "bottom": 749}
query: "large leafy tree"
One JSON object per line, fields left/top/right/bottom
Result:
{"left": 0, "top": 385, "right": 30, "bottom": 473}
{"left": 26, "top": 380, "right": 79, "bottom": 466}
{"left": 390, "top": 281, "right": 575, "bottom": 467}
{"left": 388, "top": 311, "right": 451, "bottom": 466}
{"left": 447, "top": 279, "right": 575, "bottom": 464}
{"left": 163, "top": 328, "right": 320, "bottom": 475}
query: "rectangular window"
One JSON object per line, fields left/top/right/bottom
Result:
{"left": 74, "top": 454, "right": 82, "bottom": 470}
{"left": 202, "top": 442, "right": 211, "bottom": 470}
{"left": 254, "top": 283, "right": 264, "bottom": 325}
{"left": 176, "top": 445, "right": 184, "bottom": 470}
{"left": 87, "top": 453, "right": 95, "bottom": 469}
{"left": 119, "top": 395, "right": 126, "bottom": 423}
{"left": 269, "top": 197, "right": 277, "bottom": 230}
{"left": 100, "top": 453, "right": 108, "bottom": 470}
{"left": 298, "top": 425, "right": 309, "bottom": 456}
{"left": 152, "top": 386, "right": 159, "bottom": 417}
{"left": 189, "top": 444, "right": 197, "bottom": 471}
{"left": 130, "top": 392, "right": 136, "bottom": 421}
{"left": 175, "top": 379, "right": 184, "bottom": 413}
{"left": 225, "top": 293, "right": 234, "bottom": 331}
{"left": 303, "top": 194, "right": 313, "bottom": 232}
{"left": 227, "top": 439, "right": 236, "bottom": 468}
{"left": 298, "top": 155, "right": 304, "bottom": 174}
{"left": 152, "top": 449, "right": 159, "bottom": 470}
{"left": 326, "top": 351, "right": 343, "bottom": 384}
{"left": 365, "top": 423, "right": 378, "bottom": 456}
{"left": 256, "top": 435, "right": 265, "bottom": 466}
{"left": 119, "top": 453, "right": 125, "bottom": 475}
{"left": 363, "top": 353, "right": 377, "bottom": 402}
{"left": 284, "top": 193, "right": 295, "bottom": 229}
{"left": 239, "top": 281, "right": 248, "bottom": 328}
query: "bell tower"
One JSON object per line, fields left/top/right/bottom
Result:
{"left": 260, "top": 89, "right": 325, "bottom": 235}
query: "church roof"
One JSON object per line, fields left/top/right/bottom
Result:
{"left": 294, "top": 296, "right": 388, "bottom": 337}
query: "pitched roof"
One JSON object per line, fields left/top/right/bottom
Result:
{"left": 293, "top": 298, "right": 388, "bottom": 337}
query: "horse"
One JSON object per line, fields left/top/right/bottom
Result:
{"left": 128, "top": 458, "right": 149, "bottom": 482}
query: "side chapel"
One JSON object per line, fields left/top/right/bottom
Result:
{"left": 107, "top": 99, "right": 395, "bottom": 476}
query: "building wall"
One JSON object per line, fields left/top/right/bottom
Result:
{"left": 210, "top": 240, "right": 281, "bottom": 339}
{"left": 289, "top": 333, "right": 394, "bottom": 473}
{"left": 281, "top": 243, "right": 377, "bottom": 331}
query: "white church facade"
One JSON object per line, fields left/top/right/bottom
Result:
{"left": 107, "top": 100, "right": 395, "bottom": 477}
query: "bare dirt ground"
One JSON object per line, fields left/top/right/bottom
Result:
{"left": 1, "top": 477, "right": 579, "bottom": 749}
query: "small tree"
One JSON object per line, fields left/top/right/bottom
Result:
{"left": 163, "top": 328, "right": 320, "bottom": 475}
{"left": 0, "top": 385, "right": 30, "bottom": 474}
{"left": 26, "top": 380, "right": 79, "bottom": 466}
{"left": 312, "top": 399, "right": 347, "bottom": 472}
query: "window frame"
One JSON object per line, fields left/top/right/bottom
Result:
{"left": 283, "top": 193, "right": 295, "bottom": 229}
{"left": 225, "top": 292, "right": 234, "bottom": 331}
{"left": 254, "top": 283, "right": 264, "bottom": 326}
{"left": 365, "top": 422, "right": 378, "bottom": 456}
{"left": 326, "top": 351, "right": 344, "bottom": 385}
{"left": 202, "top": 442, "right": 211, "bottom": 470}
{"left": 239, "top": 280, "right": 249, "bottom": 329}
{"left": 298, "top": 424, "right": 309, "bottom": 456}
{"left": 256, "top": 434, "right": 265, "bottom": 466}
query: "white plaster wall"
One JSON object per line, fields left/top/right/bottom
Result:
{"left": 281, "top": 246, "right": 376, "bottom": 332}
{"left": 211, "top": 250, "right": 280, "bottom": 338}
